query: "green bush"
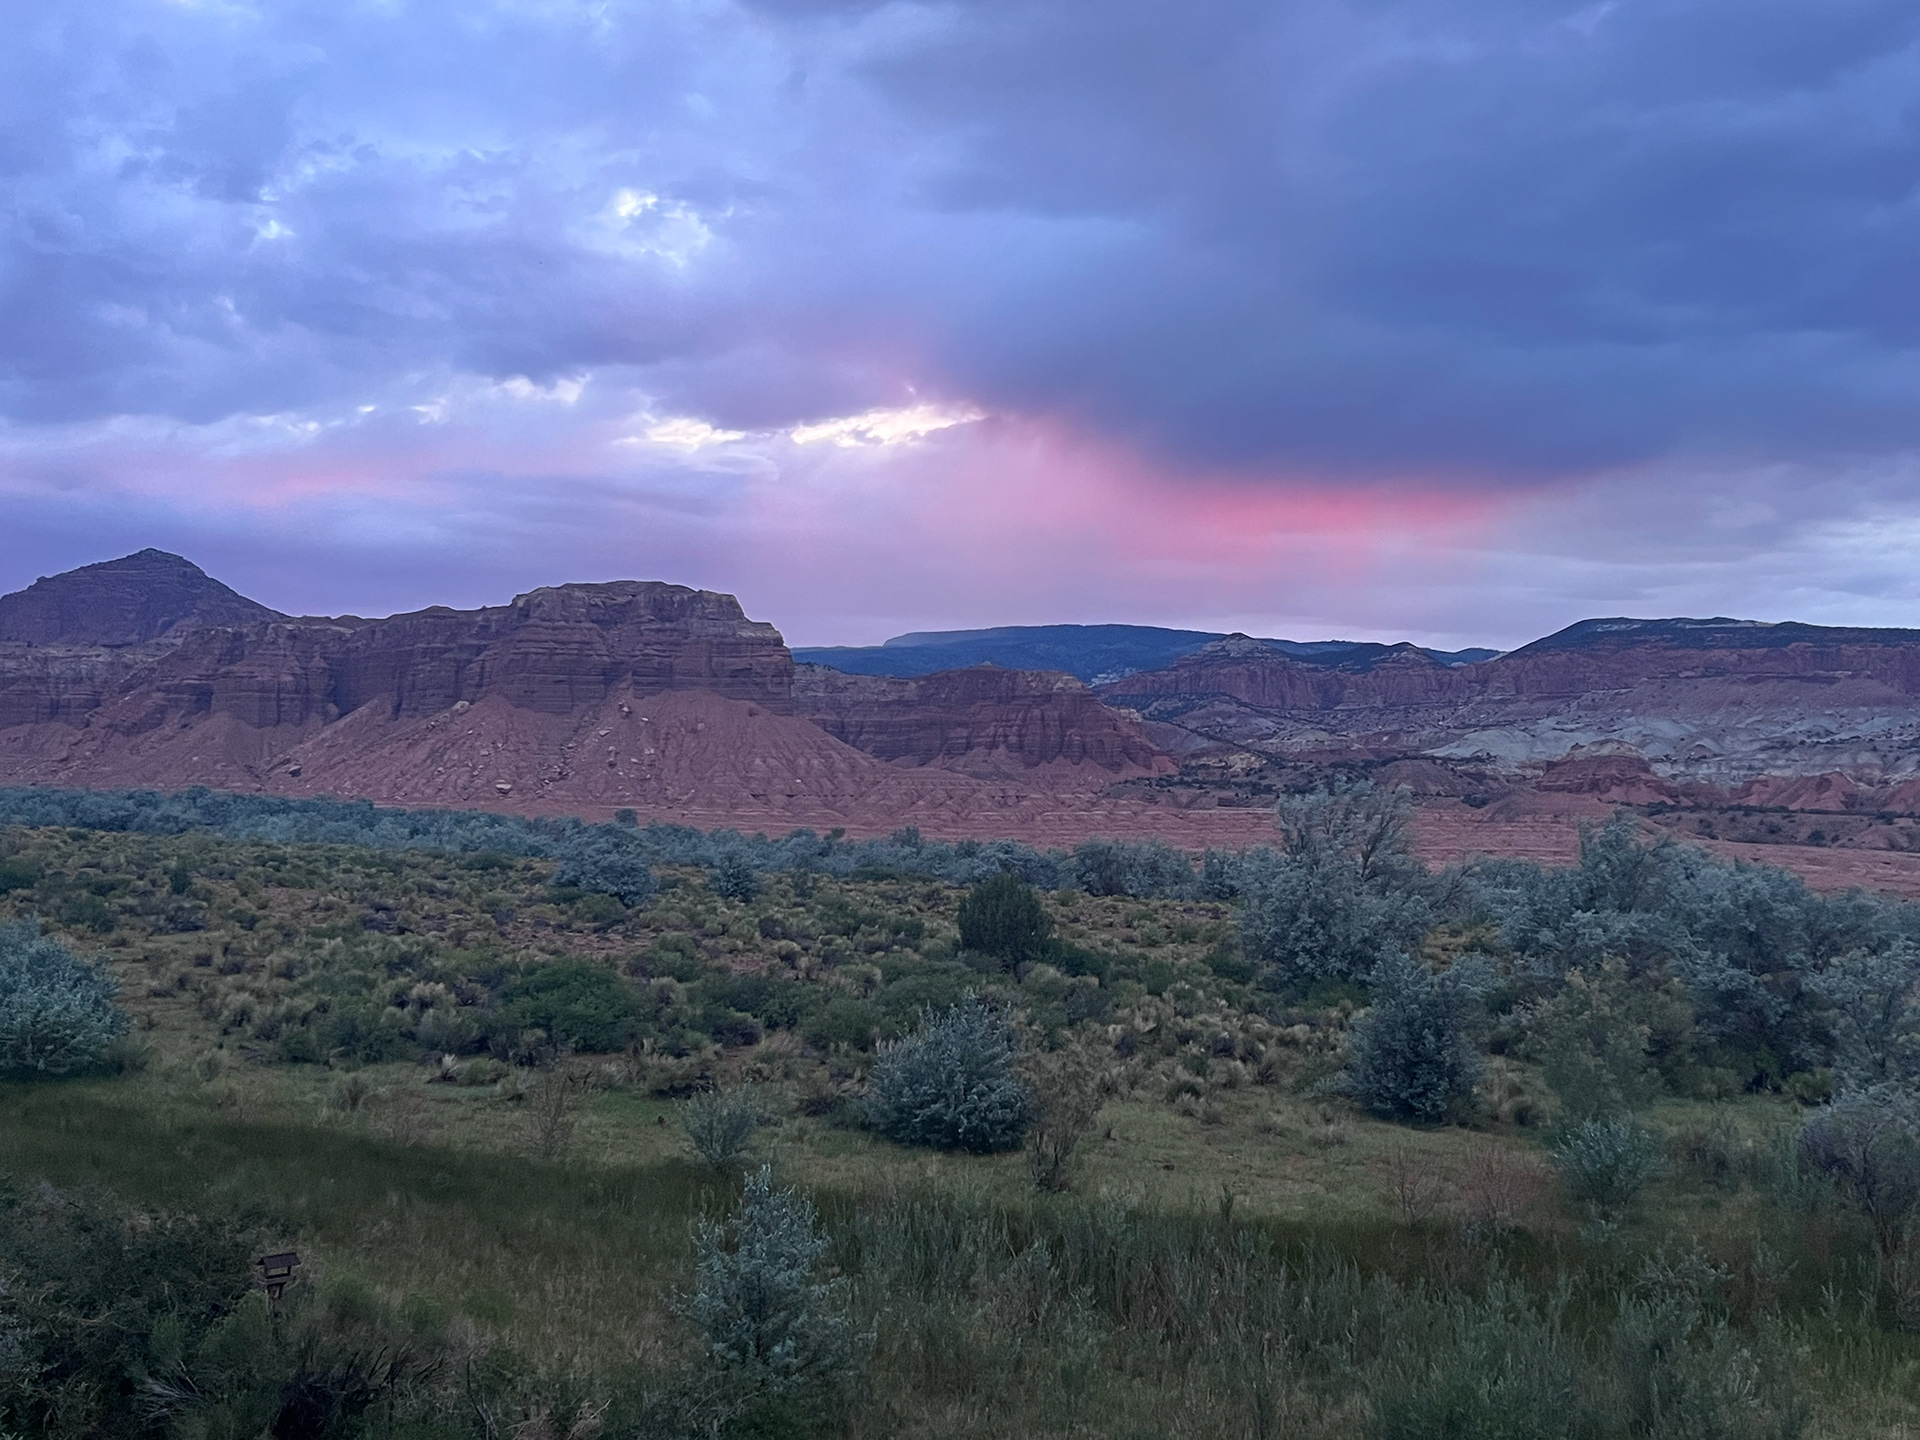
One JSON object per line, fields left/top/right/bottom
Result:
{"left": 562, "top": 890, "right": 629, "bottom": 926}
{"left": 712, "top": 852, "right": 760, "bottom": 902}
{"left": 680, "top": 1085, "right": 764, "bottom": 1172}
{"left": 1369, "top": 1274, "right": 1593, "bottom": 1440}
{"left": 1799, "top": 1086, "right": 1920, "bottom": 1267}
{"left": 0, "top": 919, "right": 128, "bottom": 1077}
{"left": 645, "top": 932, "right": 706, "bottom": 981}
{"left": 697, "top": 1005, "right": 764, "bottom": 1048}
{"left": 501, "top": 959, "right": 645, "bottom": 1053}
{"left": 0, "top": 1180, "right": 263, "bottom": 1439}
{"left": 1345, "top": 953, "right": 1485, "bottom": 1123}
{"left": 957, "top": 873, "right": 1053, "bottom": 968}
{"left": 868, "top": 996, "right": 1030, "bottom": 1153}
{"left": 802, "top": 997, "right": 879, "bottom": 1053}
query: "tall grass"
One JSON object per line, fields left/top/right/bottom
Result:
{"left": 5, "top": 1079, "right": 1917, "bottom": 1438}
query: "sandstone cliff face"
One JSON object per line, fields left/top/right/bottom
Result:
{"left": 0, "top": 559, "right": 1164, "bottom": 825}
{"left": 11, "top": 579, "right": 799, "bottom": 748}
{"left": 795, "top": 663, "right": 1174, "bottom": 782}
{"left": 15, "top": 557, "right": 1920, "bottom": 894}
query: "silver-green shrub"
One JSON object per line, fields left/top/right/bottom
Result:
{"left": 867, "top": 995, "right": 1030, "bottom": 1153}
{"left": 1799, "top": 1085, "right": 1920, "bottom": 1267}
{"left": 1237, "top": 782, "right": 1432, "bottom": 989}
{"left": 552, "top": 829, "right": 657, "bottom": 906}
{"left": 680, "top": 1085, "right": 764, "bottom": 1173}
{"left": 1345, "top": 952, "right": 1489, "bottom": 1123}
{"left": 0, "top": 920, "right": 128, "bottom": 1077}
{"left": 1551, "top": 1117, "right": 1667, "bottom": 1221}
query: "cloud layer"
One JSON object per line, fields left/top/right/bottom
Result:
{"left": 1, "top": 0, "right": 1916, "bottom": 645}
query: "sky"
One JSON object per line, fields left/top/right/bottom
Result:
{"left": 1, "top": 0, "right": 1916, "bottom": 650}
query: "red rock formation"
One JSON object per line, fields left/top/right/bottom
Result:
{"left": 795, "top": 663, "right": 1174, "bottom": 782}
{"left": 1533, "top": 753, "right": 1683, "bottom": 805}
{"left": 0, "top": 578, "right": 797, "bottom": 779}
{"left": 1101, "top": 623, "right": 1920, "bottom": 788}
{"left": 0, "top": 560, "right": 1170, "bottom": 824}
{"left": 11, "top": 558, "right": 1920, "bottom": 896}
{"left": 0, "top": 549, "right": 281, "bottom": 647}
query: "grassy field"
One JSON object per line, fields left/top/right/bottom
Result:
{"left": 3, "top": 821, "right": 1919, "bottom": 1437}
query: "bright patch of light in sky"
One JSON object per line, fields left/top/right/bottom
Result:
{"left": 790, "top": 405, "right": 986, "bottom": 449}
{"left": 640, "top": 416, "right": 747, "bottom": 450}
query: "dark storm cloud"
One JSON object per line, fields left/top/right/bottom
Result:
{"left": 849, "top": 0, "right": 1920, "bottom": 474}
{"left": 1, "top": 0, "right": 1915, "bottom": 480}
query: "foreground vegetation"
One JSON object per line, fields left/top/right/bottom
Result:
{"left": 3, "top": 786, "right": 1920, "bottom": 1437}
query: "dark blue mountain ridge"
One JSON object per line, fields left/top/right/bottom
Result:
{"left": 1506, "top": 617, "right": 1920, "bottom": 658}
{"left": 794, "top": 624, "right": 1500, "bottom": 684}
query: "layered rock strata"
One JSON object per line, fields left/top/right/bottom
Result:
{"left": 1102, "top": 621, "right": 1920, "bottom": 790}
{"left": 795, "top": 663, "right": 1174, "bottom": 782}
{"left": 0, "top": 554, "right": 1170, "bottom": 820}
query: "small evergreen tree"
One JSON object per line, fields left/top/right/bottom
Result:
{"left": 0, "top": 920, "right": 128, "bottom": 1077}
{"left": 1345, "top": 952, "right": 1486, "bottom": 1123}
{"left": 868, "top": 996, "right": 1030, "bottom": 1152}
{"left": 676, "top": 1167, "right": 865, "bottom": 1402}
{"left": 956, "top": 873, "right": 1052, "bottom": 968}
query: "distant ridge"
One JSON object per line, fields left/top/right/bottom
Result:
{"left": 1508, "top": 616, "right": 1920, "bottom": 657}
{"left": 796, "top": 623, "right": 1499, "bottom": 683}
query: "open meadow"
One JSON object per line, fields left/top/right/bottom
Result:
{"left": 3, "top": 790, "right": 1920, "bottom": 1438}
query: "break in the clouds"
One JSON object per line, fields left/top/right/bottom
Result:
{"left": 0, "top": 0, "right": 1916, "bottom": 646}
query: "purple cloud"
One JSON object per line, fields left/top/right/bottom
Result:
{"left": 0, "top": 0, "right": 1916, "bottom": 643}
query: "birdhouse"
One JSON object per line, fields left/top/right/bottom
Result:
{"left": 255, "top": 1250, "right": 301, "bottom": 1305}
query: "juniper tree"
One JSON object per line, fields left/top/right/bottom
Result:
{"left": 956, "top": 873, "right": 1053, "bottom": 969}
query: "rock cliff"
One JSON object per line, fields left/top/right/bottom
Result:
{"left": 0, "top": 556, "right": 1168, "bottom": 821}
{"left": 11, "top": 556, "right": 1920, "bottom": 893}
{"left": 795, "top": 663, "right": 1174, "bottom": 782}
